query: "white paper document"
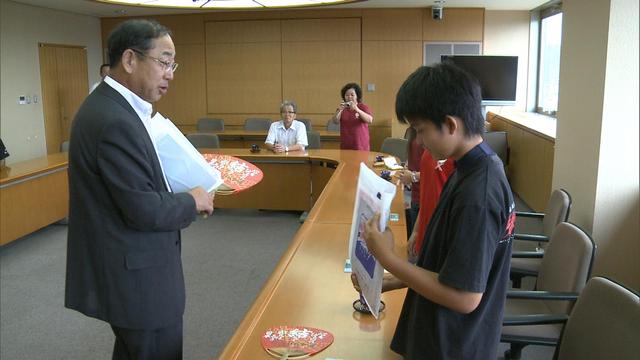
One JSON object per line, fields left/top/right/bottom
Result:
{"left": 383, "top": 156, "right": 403, "bottom": 170}
{"left": 347, "top": 163, "right": 397, "bottom": 318}
{"left": 148, "top": 112, "right": 223, "bottom": 193}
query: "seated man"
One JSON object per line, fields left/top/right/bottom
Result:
{"left": 265, "top": 100, "right": 308, "bottom": 153}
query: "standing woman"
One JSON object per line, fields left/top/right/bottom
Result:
{"left": 331, "top": 83, "right": 374, "bottom": 150}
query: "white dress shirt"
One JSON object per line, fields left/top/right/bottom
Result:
{"left": 103, "top": 76, "right": 171, "bottom": 191}
{"left": 264, "top": 120, "right": 308, "bottom": 149}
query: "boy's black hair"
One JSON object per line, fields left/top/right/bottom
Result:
{"left": 395, "top": 62, "right": 485, "bottom": 137}
{"left": 341, "top": 82, "right": 363, "bottom": 103}
{"left": 107, "top": 19, "right": 172, "bottom": 68}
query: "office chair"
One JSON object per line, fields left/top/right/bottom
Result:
{"left": 554, "top": 277, "right": 640, "bottom": 360}
{"left": 297, "top": 118, "right": 312, "bottom": 132}
{"left": 60, "top": 140, "right": 70, "bottom": 152}
{"left": 196, "top": 118, "right": 224, "bottom": 132}
{"left": 326, "top": 119, "right": 340, "bottom": 132}
{"left": 244, "top": 118, "right": 272, "bottom": 131}
{"left": 403, "top": 127, "right": 412, "bottom": 140}
{"left": 380, "top": 137, "right": 409, "bottom": 163}
{"left": 511, "top": 189, "right": 572, "bottom": 288}
{"left": 501, "top": 222, "right": 596, "bottom": 360}
{"left": 186, "top": 133, "right": 220, "bottom": 149}
{"left": 306, "top": 131, "right": 321, "bottom": 150}
{"left": 483, "top": 131, "right": 509, "bottom": 166}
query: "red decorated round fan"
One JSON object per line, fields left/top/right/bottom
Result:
{"left": 261, "top": 326, "right": 334, "bottom": 359}
{"left": 202, "top": 154, "right": 263, "bottom": 195}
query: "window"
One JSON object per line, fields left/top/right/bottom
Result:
{"left": 536, "top": 11, "right": 563, "bottom": 116}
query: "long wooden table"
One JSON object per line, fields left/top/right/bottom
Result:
{"left": 0, "top": 153, "right": 69, "bottom": 245}
{"left": 216, "top": 149, "right": 407, "bottom": 359}
{"left": 195, "top": 129, "right": 341, "bottom": 149}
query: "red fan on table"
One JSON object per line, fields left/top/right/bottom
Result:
{"left": 261, "top": 326, "right": 334, "bottom": 359}
{"left": 202, "top": 154, "right": 263, "bottom": 195}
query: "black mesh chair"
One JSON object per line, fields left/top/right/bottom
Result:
{"left": 186, "top": 133, "right": 220, "bottom": 149}
{"left": 306, "top": 131, "right": 321, "bottom": 149}
{"left": 244, "top": 118, "right": 272, "bottom": 131}
{"left": 196, "top": 118, "right": 224, "bottom": 132}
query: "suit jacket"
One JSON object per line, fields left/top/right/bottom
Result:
{"left": 65, "top": 82, "right": 197, "bottom": 330}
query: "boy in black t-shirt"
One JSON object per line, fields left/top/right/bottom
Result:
{"left": 353, "top": 63, "right": 515, "bottom": 359}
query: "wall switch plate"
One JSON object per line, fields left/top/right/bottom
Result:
{"left": 367, "top": 83, "right": 376, "bottom": 92}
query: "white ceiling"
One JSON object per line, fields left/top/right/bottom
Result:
{"left": 10, "top": 0, "right": 548, "bottom": 18}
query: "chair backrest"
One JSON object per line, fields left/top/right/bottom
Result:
{"left": 186, "top": 133, "right": 220, "bottom": 149}
{"left": 244, "top": 118, "right": 272, "bottom": 131}
{"left": 196, "top": 118, "right": 224, "bottom": 132}
{"left": 403, "top": 127, "right": 412, "bottom": 140}
{"left": 297, "top": 118, "right": 312, "bottom": 132}
{"left": 556, "top": 277, "right": 640, "bottom": 360}
{"left": 60, "top": 140, "right": 70, "bottom": 152}
{"left": 542, "top": 189, "right": 572, "bottom": 237}
{"left": 483, "top": 131, "right": 508, "bottom": 166}
{"left": 537, "top": 222, "right": 596, "bottom": 314}
{"left": 326, "top": 119, "right": 340, "bottom": 132}
{"left": 380, "top": 137, "right": 409, "bottom": 163}
{"left": 306, "top": 131, "right": 321, "bottom": 149}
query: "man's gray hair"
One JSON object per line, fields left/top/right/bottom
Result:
{"left": 280, "top": 100, "right": 297, "bottom": 114}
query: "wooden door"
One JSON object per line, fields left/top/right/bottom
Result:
{"left": 39, "top": 43, "right": 89, "bottom": 154}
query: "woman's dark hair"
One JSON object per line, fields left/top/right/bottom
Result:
{"left": 107, "top": 19, "right": 172, "bottom": 67}
{"left": 341, "top": 83, "right": 363, "bottom": 103}
{"left": 395, "top": 62, "right": 484, "bottom": 137}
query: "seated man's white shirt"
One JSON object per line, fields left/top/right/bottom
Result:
{"left": 265, "top": 120, "right": 308, "bottom": 149}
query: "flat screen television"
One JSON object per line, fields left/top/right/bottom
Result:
{"left": 441, "top": 55, "right": 518, "bottom": 106}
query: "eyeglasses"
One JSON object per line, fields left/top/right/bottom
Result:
{"left": 130, "top": 48, "right": 179, "bottom": 73}
{"left": 281, "top": 111, "right": 296, "bottom": 115}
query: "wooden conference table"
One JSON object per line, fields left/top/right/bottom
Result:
{"left": 210, "top": 149, "right": 408, "bottom": 360}
{"left": 0, "top": 152, "right": 69, "bottom": 245}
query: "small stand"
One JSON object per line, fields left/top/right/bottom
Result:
{"left": 352, "top": 293, "right": 386, "bottom": 314}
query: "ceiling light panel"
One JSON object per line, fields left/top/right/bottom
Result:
{"left": 98, "top": 0, "right": 359, "bottom": 9}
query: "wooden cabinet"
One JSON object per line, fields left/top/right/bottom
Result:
{"left": 488, "top": 112, "right": 555, "bottom": 211}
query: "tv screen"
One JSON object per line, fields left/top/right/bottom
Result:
{"left": 441, "top": 55, "right": 518, "bottom": 106}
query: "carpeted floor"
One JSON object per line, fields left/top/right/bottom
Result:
{"left": 1, "top": 209, "right": 300, "bottom": 360}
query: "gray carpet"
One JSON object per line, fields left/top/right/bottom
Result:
{"left": 1, "top": 198, "right": 555, "bottom": 360}
{"left": 1, "top": 209, "right": 300, "bottom": 360}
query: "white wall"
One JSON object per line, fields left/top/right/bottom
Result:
{"left": 483, "top": 10, "right": 530, "bottom": 112}
{"left": 0, "top": 0, "right": 102, "bottom": 164}
{"left": 553, "top": 0, "right": 639, "bottom": 290}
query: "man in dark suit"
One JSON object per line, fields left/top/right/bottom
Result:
{"left": 65, "top": 19, "right": 213, "bottom": 360}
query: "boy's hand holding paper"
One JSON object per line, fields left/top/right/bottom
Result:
{"left": 363, "top": 213, "right": 395, "bottom": 259}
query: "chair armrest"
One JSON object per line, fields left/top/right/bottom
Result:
{"left": 515, "top": 211, "right": 545, "bottom": 219}
{"left": 512, "top": 251, "right": 544, "bottom": 259}
{"left": 503, "top": 314, "right": 569, "bottom": 326}
{"left": 507, "top": 290, "right": 579, "bottom": 301}
{"left": 513, "top": 234, "right": 549, "bottom": 242}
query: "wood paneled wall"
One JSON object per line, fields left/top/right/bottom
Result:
{"left": 101, "top": 7, "right": 484, "bottom": 150}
